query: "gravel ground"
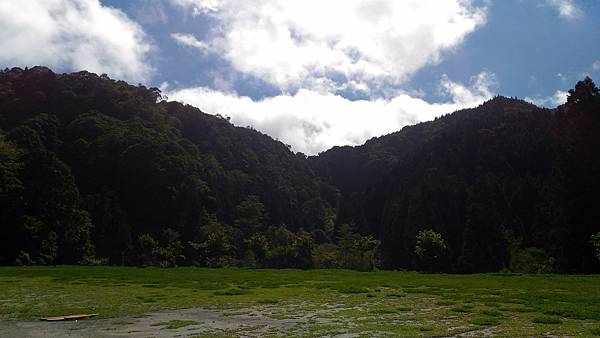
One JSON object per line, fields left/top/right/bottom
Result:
{"left": 0, "top": 306, "right": 316, "bottom": 337}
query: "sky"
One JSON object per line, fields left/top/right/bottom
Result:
{"left": 1, "top": 0, "right": 599, "bottom": 154}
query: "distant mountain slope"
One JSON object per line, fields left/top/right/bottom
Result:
{"left": 0, "top": 67, "right": 338, "bottom": 266}
{"left": 1, "top": 67, "right": 599, "bottom": 273}
{"left": 312, "top": 86, "right": 600, "bottom": 273}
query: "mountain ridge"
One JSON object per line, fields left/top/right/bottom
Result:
{"left": 1, "top": 66, "right": 599, "bottom": 273}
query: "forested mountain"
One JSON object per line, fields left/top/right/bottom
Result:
{"left": 0, "top": 67, "right": 341, "bottom": 268}
{"left": 1, "top": 67, "right": 599, "bottom": 273}
{"left": 314, "top": 80, "right": 600, "bottom": 273}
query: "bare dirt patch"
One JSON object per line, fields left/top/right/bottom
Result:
{"left": 0, "top": 306, "right": 320, "bottom": 337}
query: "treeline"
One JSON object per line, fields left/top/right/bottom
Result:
{"left": 314, "top": 78, "right": 600, "bottom": 273}
{"left": 0, "top": 67, "right": 376, "bottom": 269}
{"left": 1, "top": 66, "right": 599, "bottom": 273}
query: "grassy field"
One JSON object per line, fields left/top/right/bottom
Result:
{"left": 1, "top": 267, "right": 600, "bottom": 336}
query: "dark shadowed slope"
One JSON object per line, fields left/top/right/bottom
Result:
{"left": 313, "top": 88, "right": 600, "bottom": 273}
{"left": 1, "top": 67, "right": 599, "bottom": 273}
{"left": 0, "top": 67, "right": 339, "bottom": 267}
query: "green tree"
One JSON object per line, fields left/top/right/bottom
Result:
{"left": 415, "top": 229, "right": 447, "bottom": 273}
{"left": 136, "top": 229, "right": 185, "bottom": 267}
{"left": 234, "top": 195, "right": 266, "bottom": 236}
{"left": 567, "top": 77, "right": 599, "bottom": 105}
{"left": 0, "top": 133, "right": 23, "bottom": 264}
{"left": 155, "top": 228, "right": 184, "bottom": 267}
{"left": 245, "top": 233, "right": 269, "bottom": 266}
{"left": 195, "top": 219, "right": 235, "bottom": 267}
{"left": 509, "top": 247, "right": 556, "bottom": 274}
{"left": 13, "top": 151, "right": 94, "bottom": 264}
{"left": 137, "top": 233, "right": 159, "bottom": 266}
{"left": 337, "top": 224, "right": 380, "bottom": 271}
{"left": 262, "top": 226, "right": 315, "bottom": 268}
{"left": 312, "top": 243, "right": 340, "bottom": 268}
{"left": 83, "top": 192, "right": 131, "bottom": 265}
{"left": 458, "top": 179, "right": 509, "bottom": 273}
{"left": 292, "top": 229, "right": 314, "bottom": 269}
{"left": 0, "top": 132, "right": 22, "bottom": 195}
{"left": 592, "top": 232, "right": 600, "bottom": 263}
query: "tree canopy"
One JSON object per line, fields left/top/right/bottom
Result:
{"left": 1, "top": 67, "right": 599, "bottom": 273}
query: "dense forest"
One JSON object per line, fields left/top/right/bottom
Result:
{"left": 1, "top": 67, "right": 599, "bottom": 273}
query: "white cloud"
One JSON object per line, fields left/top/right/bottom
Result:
{"left": 171, "top": 0, "right": 223, "bottom": 15}
{"left": 167, "top": 72, "right": 496, "bottom": 155}
{"left": 171, "top": 0, "right": 487, "bottom": 93}
{"left": 525, "top": 90, "right": 568, "bottom": 108}
{"left": 440, "top": 72, "right": 496, "bottom": 106}
{"left": 171, "top": 33, "right": 213, "bottom": 53}
{"left": 133, "top": 0, "right": 169, "bottom": 25}
{"left": 0, "top": 0, "right": 152, "bottom": 82}
{"left": 593, "top": 61, "right": 600, "bottom": 71}
{"left": 546, "top": 0, "right": 583, "bottom": 20}
{"left": 167, "top": 2, "right": 495, "bottom": 153}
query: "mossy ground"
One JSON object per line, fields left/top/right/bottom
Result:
{"left": 0, "top": 267, "right": 599, "bottom": 336}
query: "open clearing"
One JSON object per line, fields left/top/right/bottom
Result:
{"left": 1, "top": 267, "right": 600, "bottom": 337}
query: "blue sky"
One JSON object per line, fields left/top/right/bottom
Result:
{"left": 410, "top": 0, "right": 600, "bottom": 102}
{"left": 1, "top": 0, "right": 599, "bottom": 154}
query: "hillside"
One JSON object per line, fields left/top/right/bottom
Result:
{"left": 0, "top": 67, "right": 340, "bottom": 268}
{"left": 313, "top": 83, "right": 600, "bottom": 273}
{"left": 1, "top": 67, "right": 599, "bottom": 273}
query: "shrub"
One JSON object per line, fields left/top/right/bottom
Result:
{"left": 415, "top": 229, "right": 447, "bottom": 273}
{"left": 15, "top": 251, "right": 34, "bottom": 266}
{"left": 312, "top": 243, "right": 340, "bottom": 268}
{"left": 510, "top": 247, "right": 556, "bottom": 274}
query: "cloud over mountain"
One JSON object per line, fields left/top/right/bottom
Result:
{"left": 0, "top": 0, "right": 152, "bottom": 82}
{"left": 166, "top": 0, "right": 493, "bottom": 154}
{"left": 167, "top": 72, "right": 496, "bottom": 155}
{"left": 171, "top": 0, "right": 488, "bottom": 93}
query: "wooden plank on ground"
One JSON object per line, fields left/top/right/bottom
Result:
{"left": 41, "top": 313, "right": 99, "bottom": 321}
